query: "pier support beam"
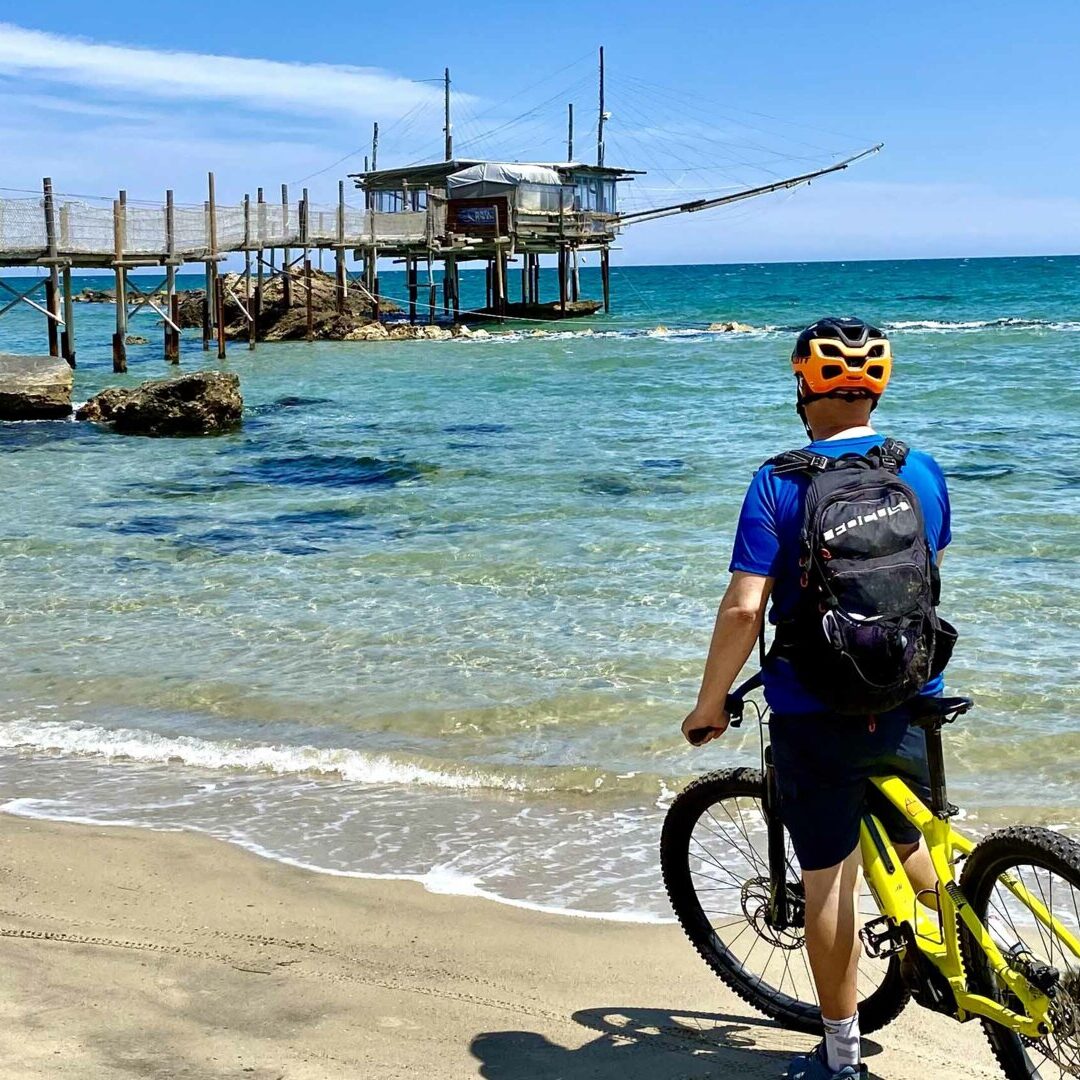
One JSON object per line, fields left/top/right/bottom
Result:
{"left": 601, "top": 247, "right": 611, "bottom": 313}
{"left": 407, "top": 257, "right": 417, "bottom": 324}
{"left": 112, "top": 194, "right": 127, "bottom": 373}
{"left": 61, "top": 267, "right": 76, "bottom": 367}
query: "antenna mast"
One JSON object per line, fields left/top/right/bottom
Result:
{"left": 371, "top": 122, "right": 379, "bottom": 171}
{"left": 444, "top": 67, "right": 453, "bottom": 161}
{"left": 567, "top": 103, "right": 574, "bottom": 161}
{"left": 596, "top": 46, "right": 605, "bottom": 167}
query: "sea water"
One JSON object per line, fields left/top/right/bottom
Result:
{"left": 0, "top": 256, "right": 1077, "bottom": 920}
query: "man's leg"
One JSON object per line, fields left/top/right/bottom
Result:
{"left": 802, "top": 843, "right": 863, "bottom": 1019}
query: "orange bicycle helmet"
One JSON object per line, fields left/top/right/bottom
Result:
{"left": 791, "top": 317, "right": 892, "bottom": 404}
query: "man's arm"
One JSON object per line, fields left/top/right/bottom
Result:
{"left": 682, "top": 571, "right": 773, "bottom": 746}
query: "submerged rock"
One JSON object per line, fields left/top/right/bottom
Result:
{"left": 0, "top": 354, "right": 73, "bottom": 420}
{"left": 77, "top": 371, "right": 242, "bottom": 436}
{"left": 125, "top": 334, "right": 150, "bottom": 346}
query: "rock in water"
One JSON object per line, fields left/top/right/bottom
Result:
{"left": 0, "top": 354, "right": 73, "bottom": 420}
{"left": 77, "top": 371, "right": 242, "bottom": 436}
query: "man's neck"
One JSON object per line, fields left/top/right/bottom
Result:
{"left": 812, "top": 423, "right": 877, "bottom": 442}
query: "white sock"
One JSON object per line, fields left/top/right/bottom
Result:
{"left": 822, "top": 1012, "right": 861, "bottom": 1072}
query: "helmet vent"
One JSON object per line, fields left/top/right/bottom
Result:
{"left": 818, "top": 343, "right": 843, "bottom": 358}
{"left": 866, "top": 364, "right": 885, "bottom": 380}
{"left": 867, "top": 344, "right": 885, "bottom": 358}
{"left": 821, "top": 364, "right": 843, "bottom": 379}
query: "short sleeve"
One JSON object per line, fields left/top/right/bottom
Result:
{"left": 729, "top": 467, "right": 782, "bottom": 577}
{"left": 931, "top": 458, "right": 952, "bottom": 551}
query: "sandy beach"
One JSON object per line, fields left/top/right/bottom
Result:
{"left": 0, "top": 815, "right": 1008, "bottom": 1080}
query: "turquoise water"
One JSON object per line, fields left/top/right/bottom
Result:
{"left": 0, "top": 256, "right": 1077, "bottom": 918}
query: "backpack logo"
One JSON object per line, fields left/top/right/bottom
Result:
{"left": 823, "top": 500, "right": 913, "bottom": 542}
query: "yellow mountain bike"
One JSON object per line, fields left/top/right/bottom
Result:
{"left": 661, "top": 680, "right": 1080, "bottom": 1079}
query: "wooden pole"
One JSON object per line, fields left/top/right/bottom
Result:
{"left": 601, "top": 247, "right": 611, "bottom": 313}
{"left": 567, "top": 103, "right": 574, "bottom": 161}
{"left": 597, "top": 45, "right": 606, "bottom": 168}
{"left": 201, "top": 200, "right": 212, "bottom": 352}
{"left": 495, "top": 245, "right": 507, "bottom": 317}
{"left": 281, "top": 183, "right": 292, "bottom": 308}
{"left": 558, "top": 190, "right": 568, "bottom": 314}
{"left": 451, "top": 257, "right": 460, "bottom": 321}
{"left": 443, "top": 67, "right": 453, "bottom": 161}
{"left": 572, "top": 248, "right": 580, "bottom": 302}
{"left": 61, "top": 267, "right": 75, "bottom": 367}
{"left": 254, "top": 188, "right": 265, "bottom": 348}
{"left": 42, "top": 178, "right": 60, "bottom": 358}
{"left": 485, "top": 260, "right": 492, "bottom": 312}
{"left": 427, "top": 257, "right": 436, "bottom": 324}
{"left": 165, "top": 189, "right": 179, "bottom": 363}
{"left": 209, "top": 172, "right": 225, "bottom": 360}
{"left": 407, "top": 256, "right": 417, "bottom": 324}
{"left": 112, "top": 194, "right": 127, "bottom": 372}
{"left": 371, "top": 121, "right": 379, "bottom": 172}
{"left": 244, "top": 193, "right": 255, "bottom": 350}
{"left": 336, "top": 180, "right": 347, "bottom": 316}
{"left": 302, "top": 190, "right": 313, "bottom": 342}
{"left": 521, "top": 256, "right": 527, "bottom": 304}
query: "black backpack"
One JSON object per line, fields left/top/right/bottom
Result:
{"left": 763, "top": 438, "right": 957, "bottom": 715}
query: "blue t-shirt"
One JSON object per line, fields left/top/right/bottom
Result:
{"left": 729, "top": 433, "right": 952, "bottom": 714}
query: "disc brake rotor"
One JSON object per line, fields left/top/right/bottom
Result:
{"left": 740, "top": 876, "right": 805, "bottom": 951}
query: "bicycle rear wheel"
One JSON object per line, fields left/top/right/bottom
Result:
{"left": 960, "top": 826, "right": 1080, "bottom": 1080}
{"left": 660, "top": 767, "right": 909, "bottom": 1035}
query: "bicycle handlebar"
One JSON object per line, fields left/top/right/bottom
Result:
{"left": 725, "top": 670, "right": 765, "bottom": 728}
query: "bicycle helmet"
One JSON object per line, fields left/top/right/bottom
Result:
{"left": 791, "top": 317, "right": 892, "bottom": 404}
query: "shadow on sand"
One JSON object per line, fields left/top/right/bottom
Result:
{"left": 471, "top": 1005, "right": 791, "bottom": 1079}
{"left": 471, "top": 1005, "right": 888, "bottom": 1079}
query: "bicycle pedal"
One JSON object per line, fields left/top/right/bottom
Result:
{"left": 860, "top": 916, "right": 906, "bottom": 959}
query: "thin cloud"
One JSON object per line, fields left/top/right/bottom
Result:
{"left": 0, "top": 22, "right": 458, "bottom": 120}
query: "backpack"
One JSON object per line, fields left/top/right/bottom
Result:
{"left": 762, "top": 438, "right": 957, "bottom": 715}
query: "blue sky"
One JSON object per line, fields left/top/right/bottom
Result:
{"left": 2, "top": 2, "right": 1079, "bottom": 264}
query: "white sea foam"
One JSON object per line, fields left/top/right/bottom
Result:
{"left": 0, "top": 800, "right": 672, "bottom": 924}
{"left": 0, "top": 718, "right": 537, "bottom": 793}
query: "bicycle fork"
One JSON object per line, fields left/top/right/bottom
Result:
{"left": 764, "top": 746, "right": 796, "bottom": 930}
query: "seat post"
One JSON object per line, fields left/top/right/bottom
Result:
{"left": 923, "top": 723, "right": 952, "bottom": 818}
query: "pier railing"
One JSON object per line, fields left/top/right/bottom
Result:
{"left": 0, "top": 194, "right": 436, "bottom": 265}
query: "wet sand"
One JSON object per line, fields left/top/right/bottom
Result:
{"left": 0, "top": 815, "right": 1001, "bottom": 1079}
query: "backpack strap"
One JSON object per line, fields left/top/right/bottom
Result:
{"left": 870, "top": 437, "right": 910, "bottom": 473}
{"left": 762, "top": 449, "right": 833, "bottom": 477}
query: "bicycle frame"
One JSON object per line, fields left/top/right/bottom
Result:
{"left": 860, "top": 774, "right": 1080, "bottom": 1038}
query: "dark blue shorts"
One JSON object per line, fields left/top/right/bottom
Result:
{"left": 770, "top": 710, "right": 931, "bottom": 872}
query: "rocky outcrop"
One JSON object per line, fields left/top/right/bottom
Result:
{"left": 176, "top": 269, "right": 400, "bottom": 343}
{"left": 125, "top": 335, "right": 150, "bottom": 346}
{"left": 707, "top": 321, "right": 755, "bottom": 333}
{"left": 77, "top": 371, "right": 242, "bottom": 436}
{"left": 0, "top": 354, "right": 73, "bottom": 420}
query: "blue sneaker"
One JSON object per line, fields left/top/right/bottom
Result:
{"left": 785, "top": 1042, "right": 868, "bottom": 1079}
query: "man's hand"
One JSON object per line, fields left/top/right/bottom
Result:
{"left": 682, "top": 706, "right": 729, "bottom": 746}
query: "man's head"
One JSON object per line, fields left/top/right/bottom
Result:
{"left": 790, "top": 317, "right": 892, "bottom": 439}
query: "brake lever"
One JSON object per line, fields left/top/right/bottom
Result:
{"left": 725, "top": 694, "right": 746, "bottom": 728}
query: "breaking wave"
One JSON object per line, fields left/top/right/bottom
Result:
{"left": 0, "top": 719, "right": 672, "bottom": 800}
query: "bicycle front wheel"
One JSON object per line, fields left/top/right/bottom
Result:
{"left": 660, "top": 767, "right": 909, "bottom": 1035}
{"left": 960, "top": 826, "right": 1080, "bottom": 1080}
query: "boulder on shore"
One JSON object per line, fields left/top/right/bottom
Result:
{"left": 176, "top": 268, "right": 400, "bottom": 343}
{"left": 77, "top": 371, "right": 242, "bottom": 436}
{"left": 0, "top": 354, "right": 73, "bottom": 420}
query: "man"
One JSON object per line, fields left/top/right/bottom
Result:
{"left": 681, "top": 317, "right": 952, "bottom": 1080}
